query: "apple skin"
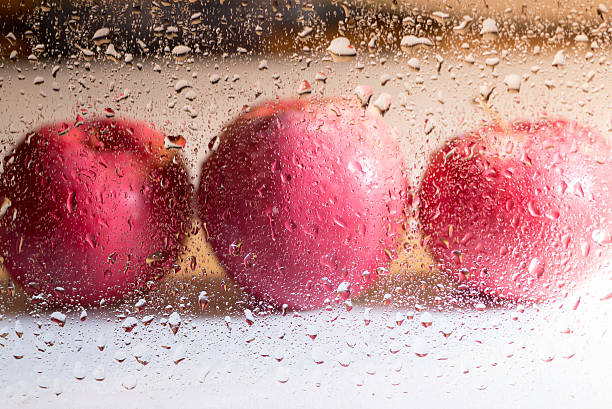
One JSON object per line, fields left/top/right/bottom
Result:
{"left": 0, "top": 118, "right": 193, "bottom": 306}
{"left": 418, "top": 119, "right": 612, "bottom": 302}
{"left": 198, "top": 97, "right": 408, "bottom": 309}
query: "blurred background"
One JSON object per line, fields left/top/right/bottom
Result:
{"left": 0, "top": 0, "right": 609, "bottom": 59}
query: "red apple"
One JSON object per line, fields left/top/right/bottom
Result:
{"left": 198, "top": 97, "right": 408, "bottom": 309}
{"left": 418, "top": 119, "right": 612, "bottom": 302}
{"left": 0, "top": 118, "right": 193, "bottom": 305}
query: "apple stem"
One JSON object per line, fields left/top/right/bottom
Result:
{"left": 479, "top": 99, "right": 508, "bottom": 134}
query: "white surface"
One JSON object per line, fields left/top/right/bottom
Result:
{"left": 1, "top": 294, "right": 611, "bottom": 409}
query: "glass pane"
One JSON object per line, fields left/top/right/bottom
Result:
{"left": 0, "top": 0, "right": 610, "bottom": 407}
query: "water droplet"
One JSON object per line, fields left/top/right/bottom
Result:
{"left": 168, "top": 312, "right": 181, "bottom": 335}
{"left": 297, "top": 26, "right": 313, "bottom": 39}
{"left": 327, "top": 37, "right": 356, "bottom": 57}
{"left": 420, "top": 312, "right": 433, "bottom": 328}
{"left": 121, "top": 317, "right": 138, "bottom": 332}
{"left": 337, "top": 350, "right": 352, "bottom": 367}
{"left": 73, "top": 362, "right": 86, "bottom": 380}
{"left": 504, "top": 74, "right": 521, "bottom": 92}
{"left": 12, "top": 344, "right": 25, "bottom": 359}
{"left": 114, "top": 350, "right": 127, "bottom": 363}
{"left": 244, "top": 309, "right": 255, "bottom": 326}
{"left": 592, "top": 229, "right": 611, "bottom": 245}
{"left": 174, "top": 79, "right": 192, "bottom": 93}
{"left": 354, "top": 85, "right": 373, "bottom": 107}
{"left": 336, "top": 281, "right": 351, "bottom": 300}
{"left": 480, "top": 18, "right": 499, "bottom": 37}
{"left": 96, "top": 334, "right": 106, "bottom": 351}
{"left": 92, "top": 27, "right": 110, "bottom": 45}
{"left": 122, "top": 375, "right": 137, "bottom": 390}
{"left": 413, "top": 338, "right": 429, "bottom": 357}
{"left": 198, "top": 291, "right": 209, "bottom": 310}
{"left": 171, "top": 45, "right": 191, "bottom": 60}
{"left": 14, "top": 320, "right": 24, "bottom": 338}
{"left": 439, "top": 322, "right": 453, "bottom": 338}
{"left": 528, "top": 258, "right": 545, "bottom": 278}
{"left": 372, "top": 93, "right": 392, "bottom": 115}
{"left": 400, "top": 35, "right": 433, "bottom": 48}
{"left": 276, "top": 366, "right": 290, "bottom": 383}
{"left": 312, "top": 348, "right": 325, "bottom": 364}
{"left": 173, "top": 344, "right": 187, "bottom": 364}
{"left": 93, "top": 365, "right": 105, "bottom": 381}
{"left": 133, "top": 343, "right": 152, "bottom": 365}
{"left": 407, "top": 57, "right": 421, "bottom": 71}
{"left": 50, "top": 378, "right": 62, "bottom": 396}
{"left": 297, "top": 80, "right": 312, "bottom": 95}
{"left": 552, "top": 50, "right": 566, "bottom": 67}
{"left": 485, "top": 57, "right": 500, "bottom": 67}
{"left": 363, "top": 308, "right": 372, "bottom": 326}
{"left": 134, "top": 298, "right": 146, "bottom": 311}
{"left": 306, "top": 325, "right": 318, "bottom": 340}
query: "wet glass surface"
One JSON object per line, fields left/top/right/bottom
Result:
{"left": 0, "top": 1, "right": 611, "bottom": 407}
